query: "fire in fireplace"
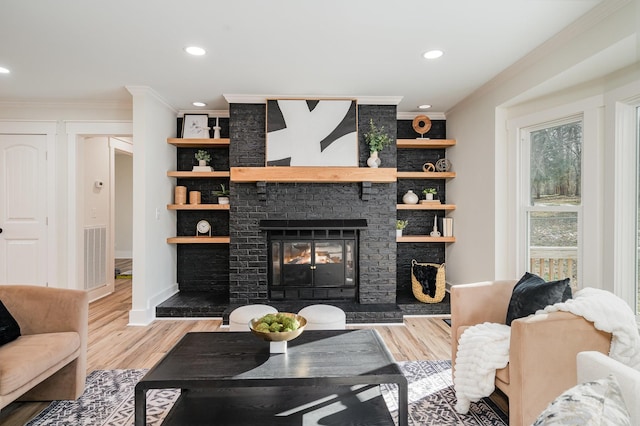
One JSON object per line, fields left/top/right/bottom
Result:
{"left": 261, "top": 220, "right": 367, "bottom": 301}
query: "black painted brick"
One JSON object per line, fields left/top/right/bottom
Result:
{"left": 174, "top": 107, "right": 447, "bottom": 308}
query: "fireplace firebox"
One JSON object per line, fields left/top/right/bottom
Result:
{"left": 261, "top": 220, "right": 367, "bottom": 301}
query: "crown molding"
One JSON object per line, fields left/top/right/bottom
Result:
{"left": 0, "top": 100, "right": 132, "bottom": 110}
{"left": 177, "top": 109, "right": 229, "bottom": 118}
{"left": 223, "top": 94, "right": 403, "bottom": 105}
{"left": 396, "top": 112, "right": 446, "bottom": 120}
{"left": 125, "top": 85, "right": 177, "bottom": 113}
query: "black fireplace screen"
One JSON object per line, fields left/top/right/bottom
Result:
{"left": 268, "top": 229, "right": 359, "bottom": 301}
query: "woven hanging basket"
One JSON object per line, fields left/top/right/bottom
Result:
{"left": 411, "top": 260, "right": 446, "bottom": 303}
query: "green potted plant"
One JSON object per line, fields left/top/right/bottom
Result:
{"left": 423, "top": 188, "right": 437, "bottom": 201}
{"left": 396, "top": 219, "right": 408, "bottom": 237}
{"left": 213, "top": 184, "right": 230, "bottom": 205}
{"left": 195, "top": 150, "right": 211, "bottom": 166}
{"left": 364, "top": 119, "right": 392, "bottom": 168}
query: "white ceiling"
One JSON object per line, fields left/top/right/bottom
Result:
{"left": 0, "top": 0, "right": 622, "bottom": 114}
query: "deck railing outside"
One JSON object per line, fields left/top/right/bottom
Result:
{"left": 530, "top": 246, "right": 578, "bottom": 289}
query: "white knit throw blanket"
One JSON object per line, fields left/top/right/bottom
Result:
{"left": 453, "top": 287, "right": 640, "bottom": 414}
{"left": 453, "top": 322, "right": 511, "bottom": 414}
{"left": 540, "top": 287, "right": 640, "bottom": 369}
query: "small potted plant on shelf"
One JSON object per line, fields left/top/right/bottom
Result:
{"left": 213, "top": 184, "right": 230, "bottom": 205}
{"left": 396, "top": 219, "right": 408, "bottom": 237}
{"left": 364, "top": 119, "right": 392, "bottom": 168}
{"left": 422, "top": 188, "right": 437, "bottom": 201}
{"left": 195, "top": 150, "right": 211, "bottom": 167}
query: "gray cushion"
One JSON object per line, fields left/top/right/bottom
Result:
{"left": 532, "top": 375, "right": 631, "bottom": 426}
{"left": 505, "top": 272, "right": 571, "bottom": 325}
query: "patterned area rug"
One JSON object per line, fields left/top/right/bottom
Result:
{"left": 26, "top": 361, "right": 507, "bottom": 426}
{"left": 25, "top": 370, "right": 179, "bottom": 426}
{"left": 382, "top": 360, "right": 507, "bottom": 425}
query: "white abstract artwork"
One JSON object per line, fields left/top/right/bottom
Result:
{"left": 266, "top": 99, "right": 358, "bottom": 166}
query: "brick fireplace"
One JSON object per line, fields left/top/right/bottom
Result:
{"left": 228, "top": 103, "right": 398, "bottom": 306}
{"left": 157, "top": 101, "right": 451, "bottom": 322}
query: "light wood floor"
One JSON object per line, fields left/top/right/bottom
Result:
{"left": 0, "top": 278, "right": 453, "bottom": 425}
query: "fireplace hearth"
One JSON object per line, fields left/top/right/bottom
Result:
{"left": 261, "top": 220, "right": 366, "bottom": 301}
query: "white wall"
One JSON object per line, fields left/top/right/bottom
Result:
{"left": 82, "top": 137, "right": 110, "bottom": 227}
{"left": 0, "top": 103, "right": 132, "bottom": 287}
{"left": 445, "top": 0, "right": 638, "bottom": 287}
{"left": 127, "top": 87, "right": 177, "bottom": 325}
{"left": 114, "top": 152, "right": 133, "bottom": 259}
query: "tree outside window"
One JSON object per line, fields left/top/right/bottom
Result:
{"left": 524, "top": 119, "right": 582, "bottom": 287}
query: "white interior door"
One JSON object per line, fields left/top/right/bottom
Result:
{"left": 0, "top": 135, "right": 48, "bottom": 285}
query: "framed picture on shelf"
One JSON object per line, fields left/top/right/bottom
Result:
{"left": 181, "top": 114, "right": 210, "bottom": 139}
{"left": 266, "top": 98, "right": 358, "bottom": 166}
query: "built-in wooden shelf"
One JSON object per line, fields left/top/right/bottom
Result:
{"left": 397, "top": 139, "right": 456, "bottom": 149}
{"left": 396, "top": 235, "right": 455, "bottom": 243}
{"left": 167, "top": 236, "right": 231, "bottom": 244}
{"left": 167, "top": 204, "right": 230, "bottom": 210}
{"left": 230, "top": 167, "right": 397, "bottom": 183}
{"left": 167, "top": 138, "right": 230, "bottom": 147}
{"left": 397, "top": 204, "right": 456, "bottom": 210}
{"left": 167, "top": 171, "right": 231, "bottom": 178}
{"left": 397, "top": 171, "right": 455, "bottom": 179}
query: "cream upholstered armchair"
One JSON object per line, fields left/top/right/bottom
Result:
{"left": 450, "top": 280, "right": 611, "bottom": 426}
{"left": 0, "top": 285, "right": 88, "bottom": 409}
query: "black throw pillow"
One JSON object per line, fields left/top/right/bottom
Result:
{"left": 0, "top": 299, "right": 21, "bottom": 346}
{"left": 505, "top": 272, "right": 572, "bottom": 326}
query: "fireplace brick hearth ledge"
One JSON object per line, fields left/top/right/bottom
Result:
{"left": 155, "top": 291, "right": 451, "bottom": 324}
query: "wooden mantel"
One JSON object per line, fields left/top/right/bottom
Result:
{"left": 230, "top": 167, "right": 397, "bottom": 183}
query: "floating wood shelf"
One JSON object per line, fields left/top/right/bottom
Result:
{"left": 396, "top": 235, "right": 455, "bottom": 243}
{"left": 167, "top": 236, "right": 231, "bottom": 244}
{"left": 397, "top": 171, "right": 455, "bottom": 179}
{"left": 167, "top": 171, "right": 231, "bottom": 178}
{"left": 167, "top": 204, "right": 230, "bottom": 210}
{"left": 396, "top": 139, "right": 456, "bottom": 149}
{"left": 397, "top": 204, "right": 456, "bottom": 210}
{"left": 167, "top": 138, "right": 230, "bottom": 147}
{"left": 230, "top": 167, "right": 397, "bottom": 183}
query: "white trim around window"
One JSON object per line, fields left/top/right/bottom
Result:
{"left": 507, "top": 96, "right": 604, "bottom": 288}
{"left": 608, "top": 83, "right": 640, "bottom": 310}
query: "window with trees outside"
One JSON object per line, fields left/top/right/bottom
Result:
{"left": 522, "top": 117, "right": 582, "bottom": 288}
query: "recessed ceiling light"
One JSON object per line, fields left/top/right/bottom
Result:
{"left": 423, "top": 50, "right": 444, "bottom": 59}
{"left": 193, "top": 101, "right": 207, "bottom": 107}
{"left": 0, "top": 67, "right": 10, "bottom": 74}
{"left": 418, "top": 104, "right": 432, "bottom": 109}
{"left": 185, "top": 46, "right": 206, "bottom": 56}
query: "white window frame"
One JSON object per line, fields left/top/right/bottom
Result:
{"left": 508, "top": 96, "right": 603, "bottom": 288}
{"left": 519, "top": 116, "right": 583, "bottom": 285}
{"left": 610, "top": 89, "right": 640, "bottom": 311}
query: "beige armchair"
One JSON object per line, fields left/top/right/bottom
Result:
{"left": 451, "top": 280, "right": 611, "bottom": 426}
{"left": 0, "top": 285, "right": 88, "bottom": 409}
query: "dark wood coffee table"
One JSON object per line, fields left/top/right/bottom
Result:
{"left": 135, "top": 329, "right": 408, "bottom": 426}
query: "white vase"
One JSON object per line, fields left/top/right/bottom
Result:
{"left": 367, "top": 151, "right": 381, "bottom": 168}
{"left": 198, "top": 159, "right": 207, "bottom": 167}
{"left": 402, "top": 190, "right": 419, "bottom": 204}
{"left": 218, "top": 196, "right": 230, "bottom": 205}
{"left": 426, "top": 193, "right": 434, "bottom": 200}
{"left": 396, "top": 229, "right": 403, "bottom": 237}
{"left": 213, "top": 126, "right": 221, "bottom": 139}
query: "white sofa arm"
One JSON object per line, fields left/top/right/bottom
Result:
{"left": 577, "top": 351, "right": 640, "bottom": 424}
